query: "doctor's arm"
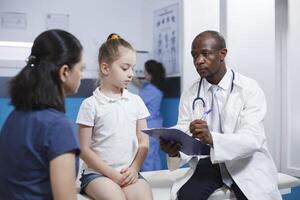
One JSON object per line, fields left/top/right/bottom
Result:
{"left": 210, "top": 81, "right": 267, "bottom": 163}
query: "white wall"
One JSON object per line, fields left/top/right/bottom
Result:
{"left": 225, "top": 0, "right": 280, "bottom": 165}
{"left": 281, "top": 0, "right": 300, "bottom": 176}
{"left": 181, "top": 0, "right": 220, "bottom": 92}
{"left": 0, "top": 0, "right": 145, "bottom": 78}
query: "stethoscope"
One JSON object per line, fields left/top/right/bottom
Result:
{"left": 192, "top": 69, "right": 235, "bottom": 110}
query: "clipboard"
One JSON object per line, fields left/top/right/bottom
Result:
{"left": 142, "top": 128, "right": 208, "bottom": 155}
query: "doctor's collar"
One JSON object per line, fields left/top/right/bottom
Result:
{"left": 203, "top": 68, "right": 232, "bottom": 92}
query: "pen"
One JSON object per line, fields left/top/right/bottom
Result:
{"left": 186, "top": 108, "right": 213, "bottom": 133}
{"left": 200, "top": 108, "right": 212, "bottom": 120}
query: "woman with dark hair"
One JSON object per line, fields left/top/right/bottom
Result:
{"left": 0, "top": 29, "right": 84, "bottom": 199}
{"left": 133, "top": 59, "right": 166, "bottom": 171}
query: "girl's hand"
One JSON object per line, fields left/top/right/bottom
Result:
{"left": 120, "top": 167, "right": 138, "bottom": 187}
{"left": 109, "top": 170, "right": 125, "bottom": 186}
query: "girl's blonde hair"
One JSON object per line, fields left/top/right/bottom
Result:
{"left": 98, "top": 33, "right": 134, "bottom": 65}
{"left": 97, "top": 33, "right": 134, "bottom": 86}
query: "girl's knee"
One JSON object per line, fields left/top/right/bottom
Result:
{"left": 123, "top": 180, "right": 153, "bottom": 200}
{"left": 85, "top": 178, "right": 126, "bottom": 200}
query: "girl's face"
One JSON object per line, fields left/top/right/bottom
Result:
{"left": 62, "top": 53, "right": 84, "bottom": 96}
{"left": 106, "top": 46, "right": 136, "bottom": 89}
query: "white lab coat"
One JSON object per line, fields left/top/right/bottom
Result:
{"left": 167, "top": 70, "right": 282, "bottom": 200}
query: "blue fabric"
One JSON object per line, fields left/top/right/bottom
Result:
{"left": 0, "top": 108, "right": 80, "bottom": 200}
{"left": 79, "top": 173, "right": 105, "bottom": 194}
{"left": 140, "top": 82, "right": 163, "bottom": 123}
{"left": 140, "top": 82, "right": 163, "bottom": 171}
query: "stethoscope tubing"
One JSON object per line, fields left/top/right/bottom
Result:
{"left": 192, "top": 69, "right": 235, "bottom": 111}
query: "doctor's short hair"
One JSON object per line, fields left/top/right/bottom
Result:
{"left": 195, "top": 30, "right": 226, "bottom": 50}
{"left": 9, "top": 29, "right": 83, "bottom": 112}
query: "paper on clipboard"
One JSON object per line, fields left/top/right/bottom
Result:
{"left": 142, "top": 128, "right": 207, "bottom": 155}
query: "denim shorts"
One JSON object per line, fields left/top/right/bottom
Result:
{"left": 79, "top": 171, "right": 145, "bottom": 195}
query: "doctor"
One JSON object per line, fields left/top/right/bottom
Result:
{"left": 160, "top": 30, "right": 281, "bottom": 200}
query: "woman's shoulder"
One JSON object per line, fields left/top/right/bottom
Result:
{"left": 141, "top": 82, "right": 162, "bottom": 96}
{"left": 39, "top": 109, "right": 70, "bottom": 124}
{"left": 35, "top": 108, "right": 65, "bottom": 120}
{"left": 142, "top": 82, "right": 159, "bottom": 90}
{"left": 12, "top": 109, "right": 72, "bottom": 131}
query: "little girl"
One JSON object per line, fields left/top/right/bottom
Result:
{"left": 76, "top": 34, "right": 153, "bottom": 200}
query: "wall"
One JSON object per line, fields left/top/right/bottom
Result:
{"left": 225, "top": 0, "right": 280, "bottom": 165}
{"left": 223, "top": 0, "right": 300, "bottom": 176}
{"left": 281, "top": 0, "right": 300, "bottom": 177}
{"left": 0, "top": 98, "right": 12, "bottom": 128}
{"left": 0, "top": 0, "right": 145, "bottom": 78}
{"left": 181, "top": 0, "right": 220, "bottom": 92}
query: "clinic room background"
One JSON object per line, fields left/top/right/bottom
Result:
{"left": 0, "top": 0, "right": 299, "bottom": 199}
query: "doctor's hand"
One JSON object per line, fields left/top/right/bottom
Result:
{"left": 160, "top": 138, "right": 181, "bottom": 157}
{"left": 190, "top": 119, "right": 213, "bottom": 146}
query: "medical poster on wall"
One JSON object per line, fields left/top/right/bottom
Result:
{"left": 153, "top": 4, "right": 179, "bottom": 77}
